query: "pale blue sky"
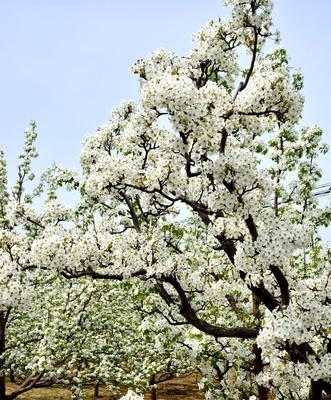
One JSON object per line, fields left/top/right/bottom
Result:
{"left": 0, "top": 0, "right": 330, "bottom": 183}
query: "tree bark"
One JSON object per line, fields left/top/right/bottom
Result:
{"left": 150, "top": 375, "right": 157, "bottom": 400}
{"left": 252, "top": 296, "right": 268, "bottom": 400}
{"left": 309, "top": 380, "right": 323, "bottom": 400}
{"left": 9, "top": 369, "right": 15, "bottom": 384}
{"left": 252, "top": 345, "right": 268, "bottom": 400}
{"left": 94, "top": 381, "right": 100, "bottom": 398}
{"left": 0, "top": 312, "right": 6, "bottom": 400}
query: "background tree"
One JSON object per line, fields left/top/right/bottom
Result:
{"left": 1, "top": 127, "right": 193, "bottom": 400}
{"left": 7, "top": 275, "right": 192, "bottom": 400}
{"left": 0, "top": 123, "right": 47, "bottom": 400}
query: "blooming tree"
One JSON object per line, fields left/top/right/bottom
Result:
{"left": 7, "top": 275, "right": 192, "bottom": 400}
{"left": 0, "top": 123, "right": 45, "bottom": 400}
{"left": 1, "top": 127, "right": 193, "bottom": 400}
{"left": 0, "top": 124, "right": 77, "bottom": 399}
{"left": 29, "top": 0, "right": 331, "bottom": 399}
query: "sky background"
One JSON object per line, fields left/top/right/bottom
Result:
{"left": 0, "top": 0, "right": 330, "bottom": 192}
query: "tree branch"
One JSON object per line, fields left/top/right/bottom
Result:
{"left": 163, "top": 276, "right": 258, "bottom": 339}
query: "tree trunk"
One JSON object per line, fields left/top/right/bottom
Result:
{"left": 9, "top": 369, "right": 15, "bottom": 384}
{"left": 150, "top": 375, "right": 157, "bottom": 400}
{"left": 0, "top": 312, "right": 6, "bottom": 400}
{"left": 151, "top": 386, "right": 157, "bottom": 400}
{"left": 309, "top": 380, "right": 322, "bottom": 400}
{"left": 253, "top": 344, "right": 268, "bottom": 400}
{"left": 251, "top": 296, "right": 268, "bottom": 400}
{"left": 94, "top": 381, "right": 100, "bottom": 398}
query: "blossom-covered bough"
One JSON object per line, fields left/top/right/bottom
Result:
{"left": 30, "top": 0, "right": 331, "bottom": 399}
{"left": 7, "top": 275, "right": 192, "bottom": 400}
{"left": 0, "top": 123, "right": 50, "bottom": 400}
{"left": 0, "top": 124, "right": 77, "bottom": 400}
{"left": 0, "top": 127, "right": 192, "bottom": 399}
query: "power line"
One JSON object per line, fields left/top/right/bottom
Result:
{"left": 315, "top": 182, "right": 331, "bottom": 189}
{"left": 265, "top": 182, "right": 331, "bottom": 208}
{"left": 313, "top": 190, "right": 330, "bottom": 198}
{"left": 312, "top": 182, "right": 331, "bottom": 198}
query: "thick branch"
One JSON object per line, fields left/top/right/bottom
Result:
{"left": 163, "top": 276, "right": 258, "bottom": 339}
{"left": 7, "top": 371, "right": 45, "bottom": 400}
{"left": 61, "top": 268, "right": 147, "bottom": 281}
{"left": 119, "top": 191, "right": 141, "bottom": 232}
{"left": 270, "top": 265, "right": 289, "bottom": 306}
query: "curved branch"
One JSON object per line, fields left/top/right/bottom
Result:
{"left": 61, "top": 268, "right": 147, "bottom": 281}
{"left": 233, "top": 26, "right": 259, "bottom": 101}
{"left": 163, "top": 276, "right": 258, "bottom": 339}
{"left": 270, "top": 265, "right": 289, "bottom": 306}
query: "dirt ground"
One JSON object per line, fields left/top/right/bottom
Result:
{"left": 6, "top": 375, "right": 203, "bottom": 400}
{"left": 146, "top": 375, "right": 203, "bottom": 400}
